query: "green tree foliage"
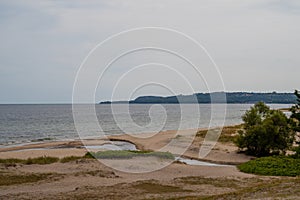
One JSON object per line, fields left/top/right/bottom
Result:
{"left": 290, "top": 90, "right": 300, "bottom": 131}
{"left": 235, "top": 102, "right": 295, "bottom": 156}
{"left": 290, "top": 90, "right": 300, "bottom": 158}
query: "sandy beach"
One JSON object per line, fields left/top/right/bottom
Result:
{"left": 1, "top": 126, "right": 299, "bottom": 199}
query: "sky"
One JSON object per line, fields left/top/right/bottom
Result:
{"left": 0, "top": 0, "right": 299, "bottom": 103}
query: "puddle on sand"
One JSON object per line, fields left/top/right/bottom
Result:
{"left": 84, "top": 141, "right": 137, "bottom": 151}
{"left": 175, "top": 157, "right": 233, "bottom": 167}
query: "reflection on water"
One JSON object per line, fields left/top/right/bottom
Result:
{"left": 175, "top": 157, "right": 233, "bottom": 167}
{"left": 84, "top": 141, "right": 137, "bottom": 151}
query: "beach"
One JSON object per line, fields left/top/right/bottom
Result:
{"left": 0, "top": 126, "right": 252, "bottom": 163}
{"left": 1, "top": 126, "right": 300, "bottom": 199}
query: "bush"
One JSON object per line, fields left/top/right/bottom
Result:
{"left": 290, "top": 90, "right": 300, "bottom": 157}
{"left": 291, "top": 146, "right": 300, "bottom": 159}
{"left": 235, "top": 102, "right": 295, "bottom": 156}
{"left": 238, "top": 156, "right": 300, "bottom": 176}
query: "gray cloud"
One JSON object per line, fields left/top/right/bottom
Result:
{"left": 0, "top": 0, "right": 299, "bottom": 103}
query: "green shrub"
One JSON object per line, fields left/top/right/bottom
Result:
{"left": 238, "top": 156, "right": 300, "bottom": 176}
{"left": 235, "top": 102, "right": 295, "bottom": 156}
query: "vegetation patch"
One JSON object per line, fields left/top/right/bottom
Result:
{"left": 24, "top": 156, "right": 59, "bottom": 165}
{"left": 175, "top": 176, "right": 239, "bottom": 188}
{"left": 207, "top": 177, "right": 300, "bottom": 200}
{"left": 0, "top": 156, "right": 59, "bottom": 165}
{"left": 74, "top": 170, "right": 117, "bottom": 178}
{"left": 0, "top": 158, "right": 25, "bottom": 164}
{"left": 89, "top": 150, "right": 175, "bottom": 160}
{"left": 0, "top": 152, "right": 174, "bottom": 165}
{"left": 133, "top": 180, "right": 188, "bottom": 194}
{"left": 196, "top": 124, "right": 242, "bottom": 143}
{"left": 235, "top": 102, "right": 295, "bottom": 156}
{"left": 0, "top": 156, "right": 84, "bottom": 165}
{"left": 0, "top": 173, "right": 54, "bottom": 186}
{"left": 60, "top": 156, "right": 83, "bottom": 163}
{"left": 238, "top": 156, "right": 300, "bottom": 176}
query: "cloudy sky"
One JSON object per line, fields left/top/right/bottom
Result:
{"left": 0, "top": 0, "right": 299, "bottom": 103}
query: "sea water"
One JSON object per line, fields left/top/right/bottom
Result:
{"left": 0, "top": 104, "right": 291, "bottom": 147}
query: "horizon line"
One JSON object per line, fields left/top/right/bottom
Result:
{"left": 0, "top": 90, "right": 297, "bottom": 105}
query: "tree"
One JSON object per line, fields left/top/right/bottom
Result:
{"left": 235, "top": 102, "right": 295, "bottom": 156}
{"left": 290, "top": 90, "right": 300, "bottom": 131}
{"left": 290, "top": 90, "right": 300, "bottom": 158}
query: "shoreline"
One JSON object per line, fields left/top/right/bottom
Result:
{"left": 0, "top": 124, "right": 254, "bottom": 165}
{"left": 2, "top": 124, "right": 299, "bottom": 199}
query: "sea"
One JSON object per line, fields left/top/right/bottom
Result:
{"left": 0, "top": 104, "right": 292, "bottom": 147}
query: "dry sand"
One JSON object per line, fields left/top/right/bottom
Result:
{"left": 1, "top": 128, "right": 298, "bottom": 199}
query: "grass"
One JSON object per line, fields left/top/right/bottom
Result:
{"left": 205, "top": 177, "right": 300, "bottom": 200}
{"left": 175, "top": 176, "right": 239, "bottom": 188}
{"left": 196, "top": 124, "right": 242, "bottom": 143}
{"left": 0, "top": 158, "right": 24, "bottom": 164}
{"left": 74, "top": 170, "right": 117, "bottom": 178}
{"left": 89, "top": 150, "right": 175, "bottom": 160}
{"left": 24, "top": 156, "right": 59, "bottom": 164}
{"left": 84, "top": 152, "right": 95, "bottom": 159}
{"left": 0, "top": 156, "right": 79, "bottom": 165}
{"left": 0, "top": 156, "right": 59, "bottom": 165}
{"left": 238, "top": 156, "right": 300, "bottom": 176}
{"left": 0, "top": 173, "right": 55, "bottom": 186}
{"left": 0, "top": 150, "right": 174, "bottom": 165}
{"left": 60, "top": 156, "right": 83, "bottom": 163}
{"left": 133, "top": 180, "right": 190, "bottom": 194}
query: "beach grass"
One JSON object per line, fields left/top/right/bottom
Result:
{"left": 0, "top": 156, "right": 78, "bottom": 165}
{"left": 0, "top": 173, "right": 55, "bottom": 186}
{"left": 74, "top": 170, "right": 117, "bottom": 178}
{"left": 89, "top": 150, "right": 175, "bottom": 160}
{"left": 0, "top": 158, "right": 25, "bottom": 164}
{"left": 175, "top": 176, "right": 240, "bottom": 188}
{"left": 205, "top": 177, "right": 300, "bottom": 200}
{"left": 196, "top": 124, "right": 242, "bottom": 143}
{"left": 133, "top": 180, "right": 190, "bottom": 194}
{"left": 24, "top": 156, "right": 59, "bottom": 165}
{"left": 60, "top": 156, "right": 83, "bottom": 163}
{"left": 0, "top": 150, "right": 175, "bottom": 165}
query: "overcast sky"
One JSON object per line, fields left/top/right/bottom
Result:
{"left": 0, "top": 0, "right": 299, "bottom": 103}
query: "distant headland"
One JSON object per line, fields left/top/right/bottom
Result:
{"left": 100, "top": 92, "right": 297, "bottom": 104}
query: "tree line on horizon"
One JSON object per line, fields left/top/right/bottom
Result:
{"left": 100, "top": 92, "right": 297, "bottom": 104}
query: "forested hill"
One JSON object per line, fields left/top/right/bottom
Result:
{"left": 100, "top": 92, "right": 297, "bottom": 104}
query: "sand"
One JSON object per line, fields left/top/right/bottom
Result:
{"left": 1, "top": 128, "right": 298, "bottom": 199}
{"left": 0, "top": 128, "right": 253, "bottom": 163}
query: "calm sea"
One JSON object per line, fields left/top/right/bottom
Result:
{"left": 0, "top": 104, "right": 291, "bottom": 147}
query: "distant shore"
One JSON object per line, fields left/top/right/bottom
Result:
{"left": 100, "top": 92, "right": 297, "bottom": 104}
